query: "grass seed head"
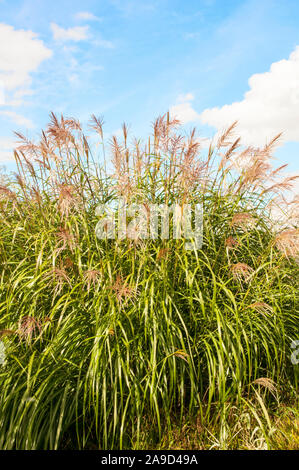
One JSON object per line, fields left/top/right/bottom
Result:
{"left": 231, "top": 212, "right": 256, "bottom": 230}
{"left": 231, "top": 262, "right": 254, "bottom": 283}
{"left": 274, "top": 229, "right": 299, "bottom": 259}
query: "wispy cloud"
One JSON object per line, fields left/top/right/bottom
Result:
{"left": 110, "top": 0, "right": 157, "bottom": 16}
{"left": 51, "top": 23, "right": 89, "bottom": 42}
{"left": 183, "top": 32, "right": 201, "bottom": 40}
{"left": 74, "top": 11, "right": 102, "bottom": 22}
{"left": 0, "top": 80, "right": 4, "bottom": 105}
{"left": 200, "top": 45, "right": 299, "bottom": 146}
{"left": 0, "top": 110, "right": 34, "bottom": 128}
{"left": 93, "top": 37, "right": 114, "bottom": 49}
{"left": 2, "top": 88, "right": 34, "bottom": 107}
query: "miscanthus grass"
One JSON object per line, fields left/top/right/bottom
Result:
{"left": 0, "top": 114, "right": 298, "bottom": 449}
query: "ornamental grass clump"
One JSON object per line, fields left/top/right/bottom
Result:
{"left": 0, "top": 113, "right": 298, "bottom": 449}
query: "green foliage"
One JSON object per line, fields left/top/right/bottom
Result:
{"left": 0, "top": 114, "right": 298, "bottom": 449}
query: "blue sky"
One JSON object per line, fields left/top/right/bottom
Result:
{"left": 0, "top": 0, "right": 299, "bottom": 178}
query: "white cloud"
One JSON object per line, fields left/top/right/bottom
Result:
{"left": 0, "top": 80, "right": 4, "bottom": 104}
{"left": 0, "top": 110, "right": 34, "bottom": 128}
{"left": 169, "top": 93, "right": 200, "bottom": 124}
{"left": 51, "top": 23, "right": 89, "bottom": 42}
{"left": 0, "top": 23, "right": 52, "bottom": 91}
{"left": 75, "top": 11, "right": 102, "bottom": 22}
{"left": 200, "top": 45, "right": 299, "bottom": 146}
{"left": 0, "top": 137, "right": 17, "bottom": 162}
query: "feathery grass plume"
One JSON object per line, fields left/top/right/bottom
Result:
{"left": 30, "top": 187, "right": 42, "bottom": 206}
{"left": 241, "top": 156, "right": 272, "bottom": 189}
{"left": 44, "top": 266, "right": 72, "bottom": 296}
{"left": 231, "top": 212, "right": 256, "bottom": 230}
{"left": 263, "top": 174, "right": 299, "bottom": 195}
{"left": 47, "top": 112, "right": 74, "bottom": 148}
{"left": 58, "top": 184, "right": 79, "bottom": 218}
{"left": 110, "top": 135, "right": 133, "bottom": 199}
{"left": 274, "top": 229, "right": 299, "bottom": 259}
{"left": 15, "top": 132, "right": 40, "bottom": 159}
{"left": 262, "top": 133, "right": 283, "bottom": 155}
{"left": 178, "top": 129, "right": 208, "bottom": 197}
{"left": 111, "top": 274, "right": 138, "bottom": 305}
{"left": 252, "top": 378, "right": 277, "bottom": 394}
{"left": 232, "top": 135, "right": 282, "bottom": 194}
{"left": 63, "top": 257, "right": 74, "bottom": 270}
{"left": 249, "top": 302, "right": 274, "bottom": 316}
{"left": 230, "top": 145, "right": 255, "bottom": 171}
{"left": 156, "top": 247, "right": 170, "bottom": 260}
{"left": 89, "top": 114, "right": 104, "bottom": 140}
{"left": 55, "top": 228, "right": 77, "bottom": 254}
{"left": 83, "top": 269, "right": 102, "bottom": 291}
{"left": 217, "top": 121, "right": 238, "bottom": 148}
{"left": 132, "top": 137, "right": 145, "bottom": 179}
{"left": 231, "top": 262, "right": 254, "bottom": 283}
{"left": 218, "top": 137, "right": 241, "bottom": 170}
{"left": 152, "top": 113, "right": 180, "bottom": 153}
{"left": 225, "top": 236, "right": 239, "bottom": 249}
{"left": 18, "top": 316, "right": 42, "bottom": 342}
{"left": 0, "top": 185, "right": 16, "bottom": 201}
{"left": 266, "top": 192, "right": 299, "bottom": 230}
